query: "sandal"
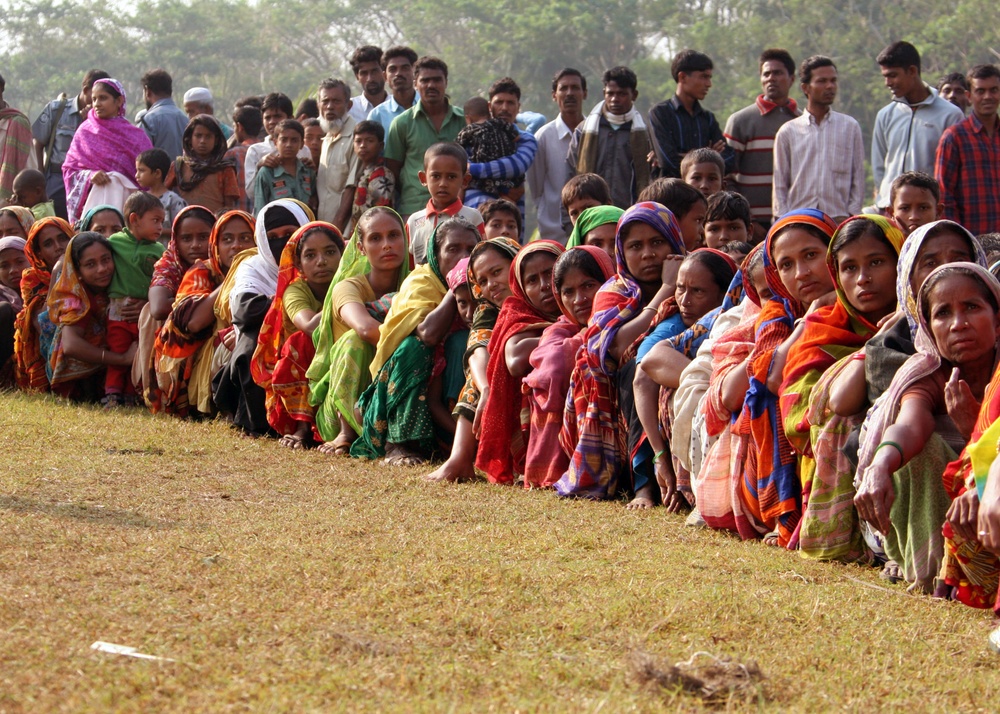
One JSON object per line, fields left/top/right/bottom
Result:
{"left": 879, "top": 560, "right": 904, "bottom": 584}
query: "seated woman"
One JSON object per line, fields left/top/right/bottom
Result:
{"left": 425, "top": 237, "right": 520, "bottom": 483}
{"left": 165, "top": 115, "right": 239, "bottom": 214}
{"left": 77, "top": 204, "right": 124, "bottom": 238}
{"left": 0, "top": 206, "right": 34, "bottom": 239}
{"left": 0, "top": 236, "right": 29, "bottom": 386}
{"left": 154, "top": 210, "right": 256, "bottom": 417}
{"left": 734, "top": 209, "right": 838, "bottom": 547}
{"left": 476, "top": 240, "right": 564, "bottom": 485}
{"left": 522, "top": 245, "right": 615, "bottom": 489}
{"left": 47, "top": 232, "right": 134, "bottom": 400}
{"left": 253, "top": 222, "right": 344, "bottom": 448}
{"left": 565, "top": 205, "right": 622, "bottom": 259}
{"left": 780, "top": 216, "right": 903, "bottom": 560}
{"left": 212, "top": 199, "right": 313, "bottom": 435}
{"left": 13, "top": 217, "right": 74, "bottom": 391}
{"left": 856, "top": 263, "right": 1000, "bottom": 593}
{"left": 351, "top": 218, "right": 480, "bottom": 465}
{"left": 557, "top": 201, "right": 686, "bottom": 500}
{"left": 309, "top": 207, "right": 410, "bottom": 455}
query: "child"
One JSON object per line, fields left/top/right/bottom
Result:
{"left": 888, "top": 171, "right": 942, "bottom": 237}
{"left": 718, "top": 240, "right": 752, "bottom": 265}
{"left": 254, "top": 119, "right": 316, "bottom": 215}
{"left": 104, "top": 191, "right": 166, "bottom": 407}
{"left": 303, "top": 118, "right": 325, "bottom": 166}
{"left": 478, "top": 198, "right": 521, "bottom": 241}
{"left": 11, "top": 170, "right": 55, "bottom": 219}
{"left": 135, "top": 149, "right": 188, "bottom": 245}
{"left": 680, "top": 147, "right": 724, "bottom": 199}
{"left": 703, "top": 191, "right": 751, "bottom": 249}
{"left": 638, "top": 178, "right": 708, "bottom": 251}
{"left": 165, "top": 114, "right": 240, "bottom": 214}
{"left": 406, "top": 142, "right": 485, "bottom": 265}
{"left": 225, "top": 105, "right": 264, "bottom": 213}
{"left": 560, "top": 173, "right": 612, "bottom": 226}
{"left": 456, "top": 97, "right": 521, "bottom": 199}
{"left": 347, "top": 121, "right": 395, "bottom": 229}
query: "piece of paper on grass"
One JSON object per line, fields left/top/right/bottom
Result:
{"left": 91, "top": 641, "right": 175, "bottom": 662}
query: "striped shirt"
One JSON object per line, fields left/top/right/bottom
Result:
{"left": 935, "top": 113, "right": 1000, "bottom": 236}
{"left": 464, "top": 128, "right": 538, "bottom": 220}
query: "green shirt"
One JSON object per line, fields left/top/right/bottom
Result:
{"left": 384, "top": 100, "right": 465, "bottom": 216}
{"left": 107, "top": 228, "right": 165, "bottom": 299}
{"left": 30, "top": 201, "right": 56, "bottom": 220}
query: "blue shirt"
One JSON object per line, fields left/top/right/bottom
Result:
{"left": 465, "top": 128, "right": 538, "bottom": 219}
{"left": 367, "top": 92, "right": 420, "bottom": 138}
{"left": 138, "top": 98, "right": 188, "bottom": 160}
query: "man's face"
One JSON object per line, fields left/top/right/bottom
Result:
{"left": 143, "top": 85, "right": 154, "bottom": 110}
{"left": 355, "top": 60, "right": 386, "bottom": 98}
{"left": 970, "top": 76, "right": 1000, "bottom": 118}
{"left": 263, "top": 108, "right": 288, "bottom": 137}
{"left": 183, "top": 101, "right": 210, "bottom": 119}
{"left": 880, "top": 65, "right": 920, "bottom": 99}
{"left": 81, "top": 78, "right": 95, "bottom": 108}
{"left": 760, "top": 60, "right": 792, "bottom": 103}
{"left": 416, "top": 69, "right": 447, "bottom": 105}
{"left": 319, "top": 87, "right": 349, "bottom": 122}
{"left": 386, "top": 56, "right": 415, "bottom": 96}
{"left": 603, "top": 81, "right": 636, "bottom": 115}
{"left": 489, "top": 91, "right": 520, "bottom": 124}
{"left": 940, "top": 81, "right": 970, "bottom": 112}
{"left": 803, "top": 65, "right": 838, "bottom": 107}
{"left": 679, "top": 69, "right": 713, "bottom": 101}
{"left": 553, "top": 74, "right": 586, "bottom": 116}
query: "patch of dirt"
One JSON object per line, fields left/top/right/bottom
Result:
{"left": 629, "top": 650, "right": 766, "bottom": 707}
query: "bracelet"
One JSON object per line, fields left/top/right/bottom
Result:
{"left": 641, "top": 305, "right": 657, "bottom": 314}
{"left": 654, "top": 449, "right": 667, "bottom": 461}
{"left": 101, "top": 350, "right": 106, "bottom": 364}
{"left": 875, "top": 440, "right": 905, "bottom": 463}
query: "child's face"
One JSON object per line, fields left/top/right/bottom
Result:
{"left": 454, "top": 284, "right": 475, "bottom": 326}
{"left": 263, "top": 108, "right": 288, "bottom": 137}
{"left": 304, "top": 124, "right": 325, "bottom": 161}
{"left": 297, "top": 231, "right": 342, "bottom": 287}
{"left": 622, "top": 223, "right": 676, "bottom": 286}
{"left": 134, "top": 161, "right": 159, "bottom": 190}
{"left": 750, "top": 262, "right": 773, "bottom": 302}
{"left": 11, "top": 185, "right": 44, "bottom": 208}
{"left": 190, "top": 124, "right": 216, "bottom": 158}
{"left": 484, "top": 211, "right": 519, "bottom": 241}
{"left": 677, "top": 202, "right": 707, "bottom": 251}
{"left": 175, "top": 216, "right": 213, "bottom": 266}
{"left": 566, "top": 197, "right": 602, "bottom": 225}
{"left": 276, "top": 129, "right": 303, "bottom": 159}
{"left": 684, "top": 162, "right": 723, "bottom": 198}
{"left": 0, "top": 248, "right": 29, "bottom": 291}
{"left": 419, "top": 154, "right": 468, "bottom": 209}
{"left": 88, "top": 209, "right": 123, "bottom": 239}
{"left": 218, "top": 216, "right": 256, "bottom": 272}
{"left": 130, "top": 208, "right": 166, "bottom": 242}
{"left": 520, "top": 251, "right": 558, "bottom": 317}
{"left": 891, "top": 185, "right": 941, "bottom": 237}
{"left": 353, "top": 132, "right": 382, "bottom": 165}
{"left": 704, "top": 217, "right": 749, "bottom": 249}
{"left": 584, "top": 223, "right": 617, "bottom": 261}
{"left": 35, "top": 225, "right": 71, "bottom": 269}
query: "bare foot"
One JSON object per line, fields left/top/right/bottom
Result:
{"left": 626, "top": 484, "right": 656, "bottom": 510}
{"left": 880, "top": 560, "right": 904, "bottom": 583}
{"left": 384, "top": 442, "right": 426, "bottom": 467}
{"left": 426, "top": 457, "right": 475, "bottom": 483}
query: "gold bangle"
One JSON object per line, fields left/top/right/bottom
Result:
{"left": 102, "top": 350, "right": 106, "bottom": 364}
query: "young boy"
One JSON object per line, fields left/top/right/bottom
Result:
{"left": 680, "top": 147, "right": 724, "bottom": 199}
{"left": 638, "top": 177, "right": 708, "bottom": 251}
{"left": 456, "top": 97, "right": 521, "bottom": 199}
{"left": 254, "top": 119, "right": 316, "bottom": 215}
{"left": 105, "top": 191, "right": 165, "bottom": 407}
{"left": 406, "top": 142, "right": 485, "bottom": 265}
{"left": 10, "top": 169, "right": 55, "bottom": 219}
{"left": 479, "top": 198, "right": 522, "bottom": 241}
{"left": 703, "top": 191, "right": 751, "bottom": 249}
{"left": 303, "top": 118, "right": 325, "bottom": 167}
{"left": 888, "top": 171, "right": 942, "bottom": 237}
{"left": 560, "top": 173, "right": 612, "bottom": 227}
{"left": 346, "top": 120, "right": 395, "bottom": 229}
{"left": 225, "top": 105, "right": 264, "bottom": 213}
{"left": 135, "top": 149, "right": 187, "bottom": 244}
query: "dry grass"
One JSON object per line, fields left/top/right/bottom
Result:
{"left": 2, "top": 390, "right": 1000, "bottom": 712}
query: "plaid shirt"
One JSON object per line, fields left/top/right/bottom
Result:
{"left": 935, "top": 113, "right": 1000, "bottom": 236}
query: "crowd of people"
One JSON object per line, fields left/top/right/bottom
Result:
{"left": 3, "top": 39, "right": 1000, "bottom": 646}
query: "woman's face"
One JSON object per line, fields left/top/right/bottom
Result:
{"left": 675, "top": 259, "right": 724, "bottom": 327}
{"left": 622, "top": 222, "right": 676, "bottom": 287}
{"left": 519, "top": 252, "right": 558, "bottom": 317}
{"left": 436, "top": 228, "right": 478, "bottom": 279}
{"left": 927, "top": 274, "right": 1000, "bottom": 366}
{"left": 359, "top": 213, "right": 406, "bottom": 273}
{"left": 836, "top": 233, "right": 898, "bottom": 323}
{"left": 584, "top": 223, "right": 616, "bottom": 261}
{"left": 88, "top": 210, "right": 123, "bottom": 239}
{"left": 266, "top": 225, "right": 298, "bottom": 262}
{"left": 77, "top": 243, "right": 115, "bottom": 291}
{"left": 174, "top": 216, "right": 213, "bottom": 266}
{"left": 0, "top": 212, "right": 27, "bottom": 239}
{"left": 297, "top": 232, "right": 342, "bottom": 287}
{"left": 558, "top": 266, "right": 603, "bottom": 326}
{"left": 471, "top": 248, "right": 513, "bottom": 306}
{"left": 911, "top": 230, "right": 973, "bottom": 296}
{"left": 91, "top": 86, "right": 123, "bottom": 120}
{"left": 217, "top": 217, "right": 255, "bottom": 272}
{"left": 771, "top": 227, "right": 833, "bottom": 305}
{"left": 0, "top": 248, "right": 29, "bottom": 291}
{"left": 36, "top": 225, "right": 71, "bottom": 270}
{"left": 190, "top": 124, "right": 217, "bottom": 158}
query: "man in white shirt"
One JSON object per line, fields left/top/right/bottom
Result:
{"left": 527, "top": 68, "right": 588, "bottom": 241}
{"left": 316, "top": 78, "right": 357, "bottom": 229}
{"left": 347, "top": 45, "right": 387, "bottom": 125}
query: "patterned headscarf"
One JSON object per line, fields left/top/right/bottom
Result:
{"left": 763, "top": 208, "right": 839, "bottom": 321}
{"left": 93, "top": 79, "right": 128, "bottom": 117}
{"left": 447, "top": 257, "right": 470, "bottom": 292}
{"left": 0, "top": 206, "right": 35, "bottom": 237}
{"left": 151, "top": 205, "right": 216, "bottom": 292}
{"left": 176, "top": 115, "right": 236, "bottom": 192}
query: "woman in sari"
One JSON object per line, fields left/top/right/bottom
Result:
{"left": 0, "top": 236, "right": 28, "bottom": 385}
{"left": 77, "top": 204, "right": 124, "bottom": 238}
{"left": 165, "top": 115, "right": 239, "bottom": 214}
{"left": 62, "top": 79, "right": 151, "bottom": 224}
{"left": 565, "top": 205, "right": 622, "bottom": 259}
{"left": 0, "top": 206, "right": 34, "bottom": 238}
{"left": 308, "top": 207, "right": 410, "bottom": 455}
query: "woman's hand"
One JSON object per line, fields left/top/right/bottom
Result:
{"left": 947, "top": 489, "right": 980, "bottom": 542}
{"left": 119, "top": 298, "right": 144, "bottom": 322}
{"left": 660, "top": 254, "right": 683, "bottom": 294}
{"left": 113, "top": 341, "right": 139, "bottom": 367}
{"left": 945, "top": 367, "right": 981, "bottom": 440}
{"left": 876, "top": 309, "right": 903, "bottom": 333}
{"left": 91, "top": 171, "right": 111, "bottom": 186}
{"left": 654, "top": 451, "right": 682, "bottom": 513}
{"left": 806, "top": 290, "right": 837, "bottom": 315}
{"left": 221, "top": 328, "right": 236, "bottom": 351}
{"left": 855, "top": 462, "right": 896, "bottom": 535}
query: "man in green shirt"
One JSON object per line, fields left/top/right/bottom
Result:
{"left": 384, "top": 56, "right": 466, "bottom": 217}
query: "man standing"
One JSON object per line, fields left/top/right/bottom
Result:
{"left": 367, "top": 46, "right": 419, "bottom": 137}
{"left": 138, "top": 69, "right": 189, "bottom": 160}
{"left": 871, "top": 42, "right": 963, "bottom": 211}
{"left": 182, "top": 87, "right": 233, "bottom": 141}
{"left": 772, "top": 56, "right": 864, "bottom": 222}
{"left": 938, "top": 73, "right": 971, "bottom": 114}
{"left": 648, "top": 50, "right": 734, "bottom": 179}
{"left": 316, "top": 78, "right": 357, "bottom": 229}
{"left": 527, "top": 68, "right": 587, "bottom": 241}
{"left": 936, "top": 65, "right": 1000, "bottom": 235}
{"left": 31, "top": 69, "right": 109, "bottom": 218}
{"left": 723, "top": 49, "right": 799, "bottom": 238}
{"left": 567, "top": 66, "right": 652, "bottom": 209}
{"left": 0, "top": 73, "right": 38, "bottom": 205}
{"left": 384, "top": 56, "right": 466, "bottom": 218}
{"left": 347, "top": 46, "right": 387, "bottom": 125}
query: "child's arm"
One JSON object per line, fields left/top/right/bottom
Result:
{"left": 416, "top": 291, "right": 457, "bottom": 347}
{"left": 467, "top": 131, "right": 538, "bottom": 182}
{"left": 332, "top": 186, "right": 353, "bottom": 232}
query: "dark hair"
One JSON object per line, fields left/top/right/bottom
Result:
{"left": 561, "top": 173, "right": 611, "bottom": 208}
{"left": 349, "top": 45, "right": 383, "bottom": 75}
{"left": 382, "top": 46, "right": 418, "bottom": 70}
{"left": 317, "top": 78, "right": 351, "bottom": 101}
{"left": 463, "top": 96, "right": 490, "bottom": 119}
{"left": 261, "top": 92, "right": 294, "bottom": 118}
{"left": 684, "top": 249, "right": 736, "bottom": 294}
{"left": 719, "top": 240, "right": 753, "bottom": 258}
{"left": 415, "top": 56, "right": 449, "bottom": 80}
{"left": 435, "top": 217, "right": 480, "bottom": 259}
{"left": 354, "top": 120, "right": 385, "bottom": 143}
{"left": 357, "top": 206, "right": 403, "bottom": 238}
{"left": 890, "top": 170, "right": 941, "bottom": 205}
{"left": 602, "top": 66, "right": 637, "bottom": 91}
{"left": 235, "top": 95, "right": 263, "bottom": 110}
{"left": 83, "top": 69, "right": 111, "bottom": 90}
{"left": 920, "top": 265, "right": 1000, "bottom": 323}
{"left": 303, "top": 117, "right": 321, "bottom": 129}
{"left": 800, "top": 55, "right": 837, "bottom": 84}
{"left": 680, "top": 148, "right": 724, "bottom": 179}
{"left": 13, "top": 168, "right": 46, "bottom": 191}
{"left": 123, "top": 191, "right": 164, "bottom": 219}
{"left": 141, "top": 69, "right": 173, "bottom": 96}
{"left": 70, "top": 232, "right": 112, "bottom": 273}
{"left": 671, "top": 50, "right": 713, "bottom": 82}
{"left": 174, "top": 206, "right": 215, "bottom": 234}
{"left": 552, "top": 68, "right": 586, "bottom": 93}
{"left": 759, "top": 49, "right": 795, "bottom": 77}
{"left": 830, "top": 218, "right": 897, "bottom": 265}
{"left": 638, "top": 178, "right": 706, "bottom": 218}
{"left": 136, "top": 148, "right": 171, "bottom": 181}
{"left": 488, "top": 76, "right": 521, "bottom": 100}
{"left": 705, "top": 191, "right": 752, "bottom": 228}
{"left": 295, "top": 224, "right": 345, "bottom": 258}
{"left": 877, "top": 41, "right": 921, "bottom": 71}
{"left": 554, "top": 248, "right": 607, "bottom": 294}
{"left": 478, "top": 198, "right": 523, "bottom": 237}
{"left": 295, "top": 98, "right": 319, "bottom": 118}
{"left": 233, "top": 105, "right": 264, "bottom": 136}
{"left": 275, "top": 118, "right": 304, "bottom": 139}
{"left": 938, "top": 72, "right": 970, "bottom": 92}
{"left": 977, "top": 233, "right": 1000, "bottom": 260}
{"left": 968, "top": 64, "right": 1000, "bottom": 84}
{"left": 424, "top": 141, "right": 468, "bottom": 172}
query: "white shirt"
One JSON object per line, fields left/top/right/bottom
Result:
{"left": 349, "top": 94, "right": 381, "bottom": 125}
{"left": 526, "top": 115, "right": 574, "bottom": 241}
{"left": 244, "top": 136, "right": 311, "bottom": 200}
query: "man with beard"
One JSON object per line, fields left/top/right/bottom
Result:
{"left": 367, "top": 46, "right": 420, "bottom": 138}
{"left": 772, "top": 55, "right": 864, "bottom": 222}
{"left": 316, "top": 78, "right": 357, "bottom": 229}
{"left": 138, "top": 69, "right": 188, "bottom": 160}
{"left": 347, "top": 46, "right": 388, "bottom": 125}
{"left": 527, "top": 68, "right": 587, "bottom": 240}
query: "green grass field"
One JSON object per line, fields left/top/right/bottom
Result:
{"left": 2, "top": 391, "right": 999, "bottom": 712}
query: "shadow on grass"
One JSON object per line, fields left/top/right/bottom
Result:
{"left": 0, "top": 495, "right": 178, "bottom": 530}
